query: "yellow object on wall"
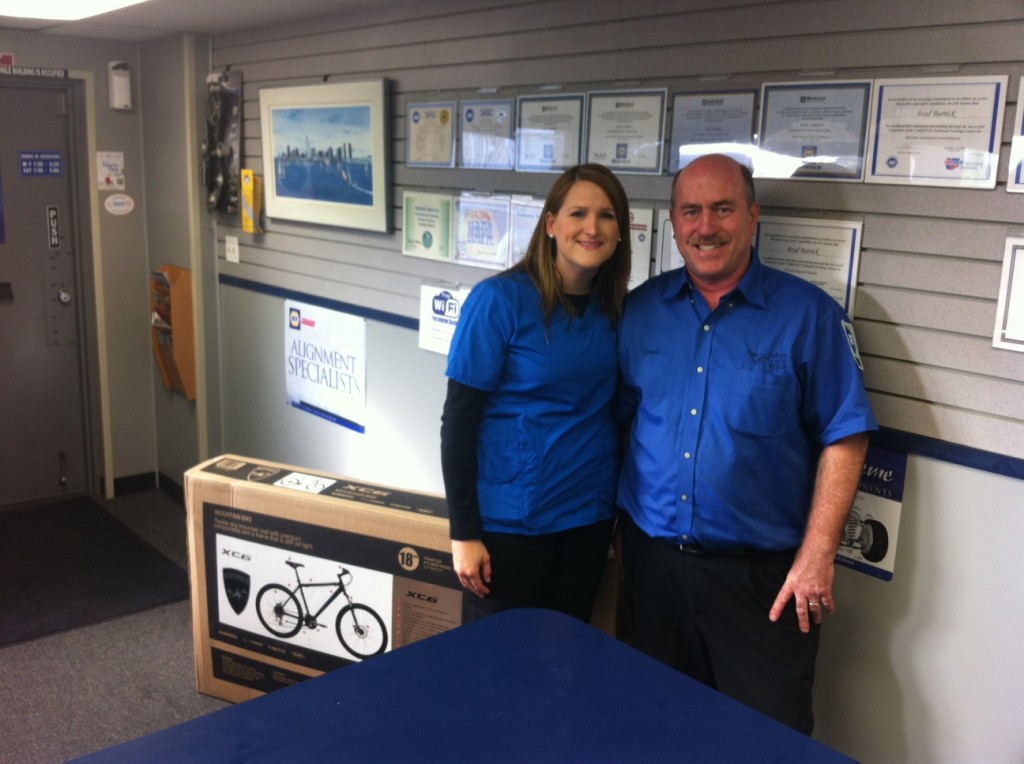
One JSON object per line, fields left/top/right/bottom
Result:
{"left": 240, "top": 169, "right": 263, "bottom": 234}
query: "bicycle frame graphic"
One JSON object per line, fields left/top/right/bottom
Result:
{"left": 256, "top": 560, "right": 388, "bottom": 659}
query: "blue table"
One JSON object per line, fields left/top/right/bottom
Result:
{"left": 78, "top": 609, "right": 854, "bottom": 762}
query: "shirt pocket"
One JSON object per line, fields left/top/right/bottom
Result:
{"left": 724, "top": 371, "right": 797, "bottom": 438}
{"left": 478, "top": 420, "right": 540, "bottom": 485}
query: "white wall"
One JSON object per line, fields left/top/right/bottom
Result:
{"left": 816, "top": 456, "right": 1024, "bottom": 762}
{"left": 218, "top": 284, "right": 448, "bottom": 493}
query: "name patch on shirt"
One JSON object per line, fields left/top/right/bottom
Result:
{"left": 842, "top": 320, "right": 864, "bottom": 370}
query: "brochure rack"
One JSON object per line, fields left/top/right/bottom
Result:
{"left": 149, "top": 265, "right": 195, "bottom": 400}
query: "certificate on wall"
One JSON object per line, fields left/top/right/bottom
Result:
{"left": 865, "top": 75, "right": 1008, "bottom": 189}
{"left": 993, "top": 237, "right": 1024, "bottom": 353}
{"left": 628, "top": 207, "right": 654, "bottom": 289}
{"left": 516, "top": 94, "right": 585, "bottom": 172}
{"left": 1006, "top": 79, "right": 1024, "bottom": 193}
{"left": 656, "top": 207, "right": 682, "bottom": 275}
{"left": 585, "top": 89, "right": 667, "bottom": 174}
{"left": 419, "top": 283, "right": 473, "bottom": 355}
{"left": 284, "top": 301, "right": 366, "bottom": 433}
{"left": 669, "top": 90, "right": 757, "bottom": 173}
{"left": 460, "top": 99, "right": 515, "bottom": 170}
{"left": 402, "top": 191, "right": 453, "bottom": 261}
{"left": 454, "top": 194, "right": 511, "bottom": 269}
{"left": 758, "top": 81, "right": 871, "bottom": 181}
{"left": 508, "top": 196, "right": 544, "bottom": 267}
{"left": 406, "top": 101, "right": 456, "bottom": 168}
{"left": 755, "top": 216, "right": 863, "bottom": 316}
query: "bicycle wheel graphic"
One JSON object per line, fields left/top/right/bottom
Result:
{"left": 256, "top": 584, "right": 303, "bottom": 638}
{"left": 336, "top": 604, "right": 388, "bottom": 658}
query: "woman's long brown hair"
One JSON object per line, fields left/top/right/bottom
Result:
{"left": 507, "top": 163, "right": 632, "bottom": 328}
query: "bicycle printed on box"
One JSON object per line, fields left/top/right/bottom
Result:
{"left": 256, "top": 559, "right": 389, "bottom": 660}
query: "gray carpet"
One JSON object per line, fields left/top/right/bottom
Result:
{"left": 0, "top": 491, "right": 229, "bottom": 763}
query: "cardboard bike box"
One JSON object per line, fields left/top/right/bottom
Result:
{"left": 185, "top": 455, "right": 462, "bottom": 704}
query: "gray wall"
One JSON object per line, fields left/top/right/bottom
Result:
{"left": 215, "top": 0, "right": 1024, "bottom": 463}
{"left": 206, "top": 2, "right": 1024, "bottom": 761}
{"left": 139, "top": 33, "right": 221, "bottom": 486}
{"left": 139, "top": 35, "right": 199, "bottom": 486}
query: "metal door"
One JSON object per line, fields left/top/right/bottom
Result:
{"left": 0, "top": 81, "right": 90, "bottom": 506}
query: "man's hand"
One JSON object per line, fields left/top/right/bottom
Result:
{"left": 769, "top": 432, "right": 869, "bottom": 633}
{"left": 452, "top": 538, "right": 491, "bottom": 597}
{"left": 769, "top": 547, "right": 836, "bottom": 633}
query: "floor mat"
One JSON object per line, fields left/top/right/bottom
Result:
{"left": 0, "top": 497, "right": 189, "bottom": 647}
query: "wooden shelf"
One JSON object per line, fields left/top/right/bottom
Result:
{"left": 150, "top": 265, "right": 195, "bottom": 400}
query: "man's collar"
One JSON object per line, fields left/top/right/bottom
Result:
{"left": 667, "top": 249, "right": 767, "bottom": 308}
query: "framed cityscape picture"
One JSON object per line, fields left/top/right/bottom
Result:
{"left": 259, "top": 79, "right": 390, "bottom": 232}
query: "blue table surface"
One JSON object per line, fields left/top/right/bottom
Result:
{"left": 76, "top": 608, "right": 855, "bottom": 762}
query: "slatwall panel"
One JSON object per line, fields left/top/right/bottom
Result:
{"left": 210, "top": 0, "right": 1024, "bottom": 464}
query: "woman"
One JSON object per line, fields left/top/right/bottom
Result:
{"left": 440, "top": 164, "right": 631, "bottom": 622}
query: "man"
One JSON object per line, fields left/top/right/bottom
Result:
{"left": 616, "top": 153, "right": 876, "bottom": 734}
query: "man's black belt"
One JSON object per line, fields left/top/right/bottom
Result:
{"left": 675, "top": 542, "right": 791, "bottom": 558}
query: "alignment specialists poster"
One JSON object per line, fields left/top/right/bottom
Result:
{"left": 285, "top": 300, "right": 366, "bottom": 433}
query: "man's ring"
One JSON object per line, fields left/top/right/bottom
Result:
{"left": 808, "top": 601, "right": 821, "bottom": 609}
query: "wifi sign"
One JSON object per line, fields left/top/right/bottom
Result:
{"left": 432, "top": 291, "right": 460, "bottom": 318}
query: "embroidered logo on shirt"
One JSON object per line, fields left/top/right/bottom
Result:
{"left": 842, "top": 320, "right": 864, "bottom": 370}
{"left": 747, "top": 351, "right": 789, "bottom": 373}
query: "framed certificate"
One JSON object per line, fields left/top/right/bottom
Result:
{"left": 656, "top": 207, "right": 682, "bottom": 275}
{"left": 508, "top": 196, "right": 544, "bottom": 267}
{"left": 758, "top": 81, "right": 872, "bottom": 181}
{"left": 1005, "top": 79, "right": 1024, "bottom": 193}
{"left": 755, "top": 216, "right": 864, "bottom": 316}
{"left": 669, "top": 90, "right": 757, "bottom": 173}
{"left": 993, "top": 237, "right": 1024, "bottom": 352}
{"left": 516, "top": 94, "right": 585, "bottom": 173}
{"left": 453, "top": 194, "right": 511, "bottom": 270}
{"left": 628, "top": 207, "right": 654, "bottom": 289}
{"left": 460, "top": 99, "right": 515, "bottom": 170}
{"left": 402, "top": 191, "right": 453, "bottom": 261}
{"left": 406, "top": 101, "right": 456, "bottom": 168}
{"left": 866, "top": 75, "right": 1008, "bottom": 189}
{"left": 585, "top": 89, "right": 667, "bottom": 174}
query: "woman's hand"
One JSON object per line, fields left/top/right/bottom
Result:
{"left": 452, "top": 539, "right": 492, "bottom": 597}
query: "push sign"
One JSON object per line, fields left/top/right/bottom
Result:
{"left": 47, "top": 206, "right": 60, "bottom": 248}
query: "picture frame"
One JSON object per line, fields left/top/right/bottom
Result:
{"left": 460, "top": 98, "right": 516, "bottom": 170}
{"left": 865, "top": 75, "right": 1008, "bottom": 189}
{"left": 1010, "top": 79, "right": 1024, "bottom": 193}
{"left": 515, "top": 94, "right": 585, "bottom": 173}
{"left": 406, "top": 101, "right": 456, "bottom": 168}
{"left": 585, "top": 88, "right": 667, "bottom": 175}
{"left": 668, "top": 89, "right": 757, "bottom": 174}
{"left": 260, "top": 79, "right": 390, "bottom": 232}
{"left": 758, "top": 80, "right": 872, "bottom": 181}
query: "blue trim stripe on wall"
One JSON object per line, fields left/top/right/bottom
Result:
{"left": 872, "top": 428, "right": 1024, "bottom": 481}
{"left": 219, "top": 273, "right": 419, "bottom": 331}
{"left": 220, "top": 274, "right": 1024, "bottom": 482}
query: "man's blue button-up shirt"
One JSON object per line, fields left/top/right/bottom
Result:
{"left": 616, "top": 252, "right": 877, "bottom": 551}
